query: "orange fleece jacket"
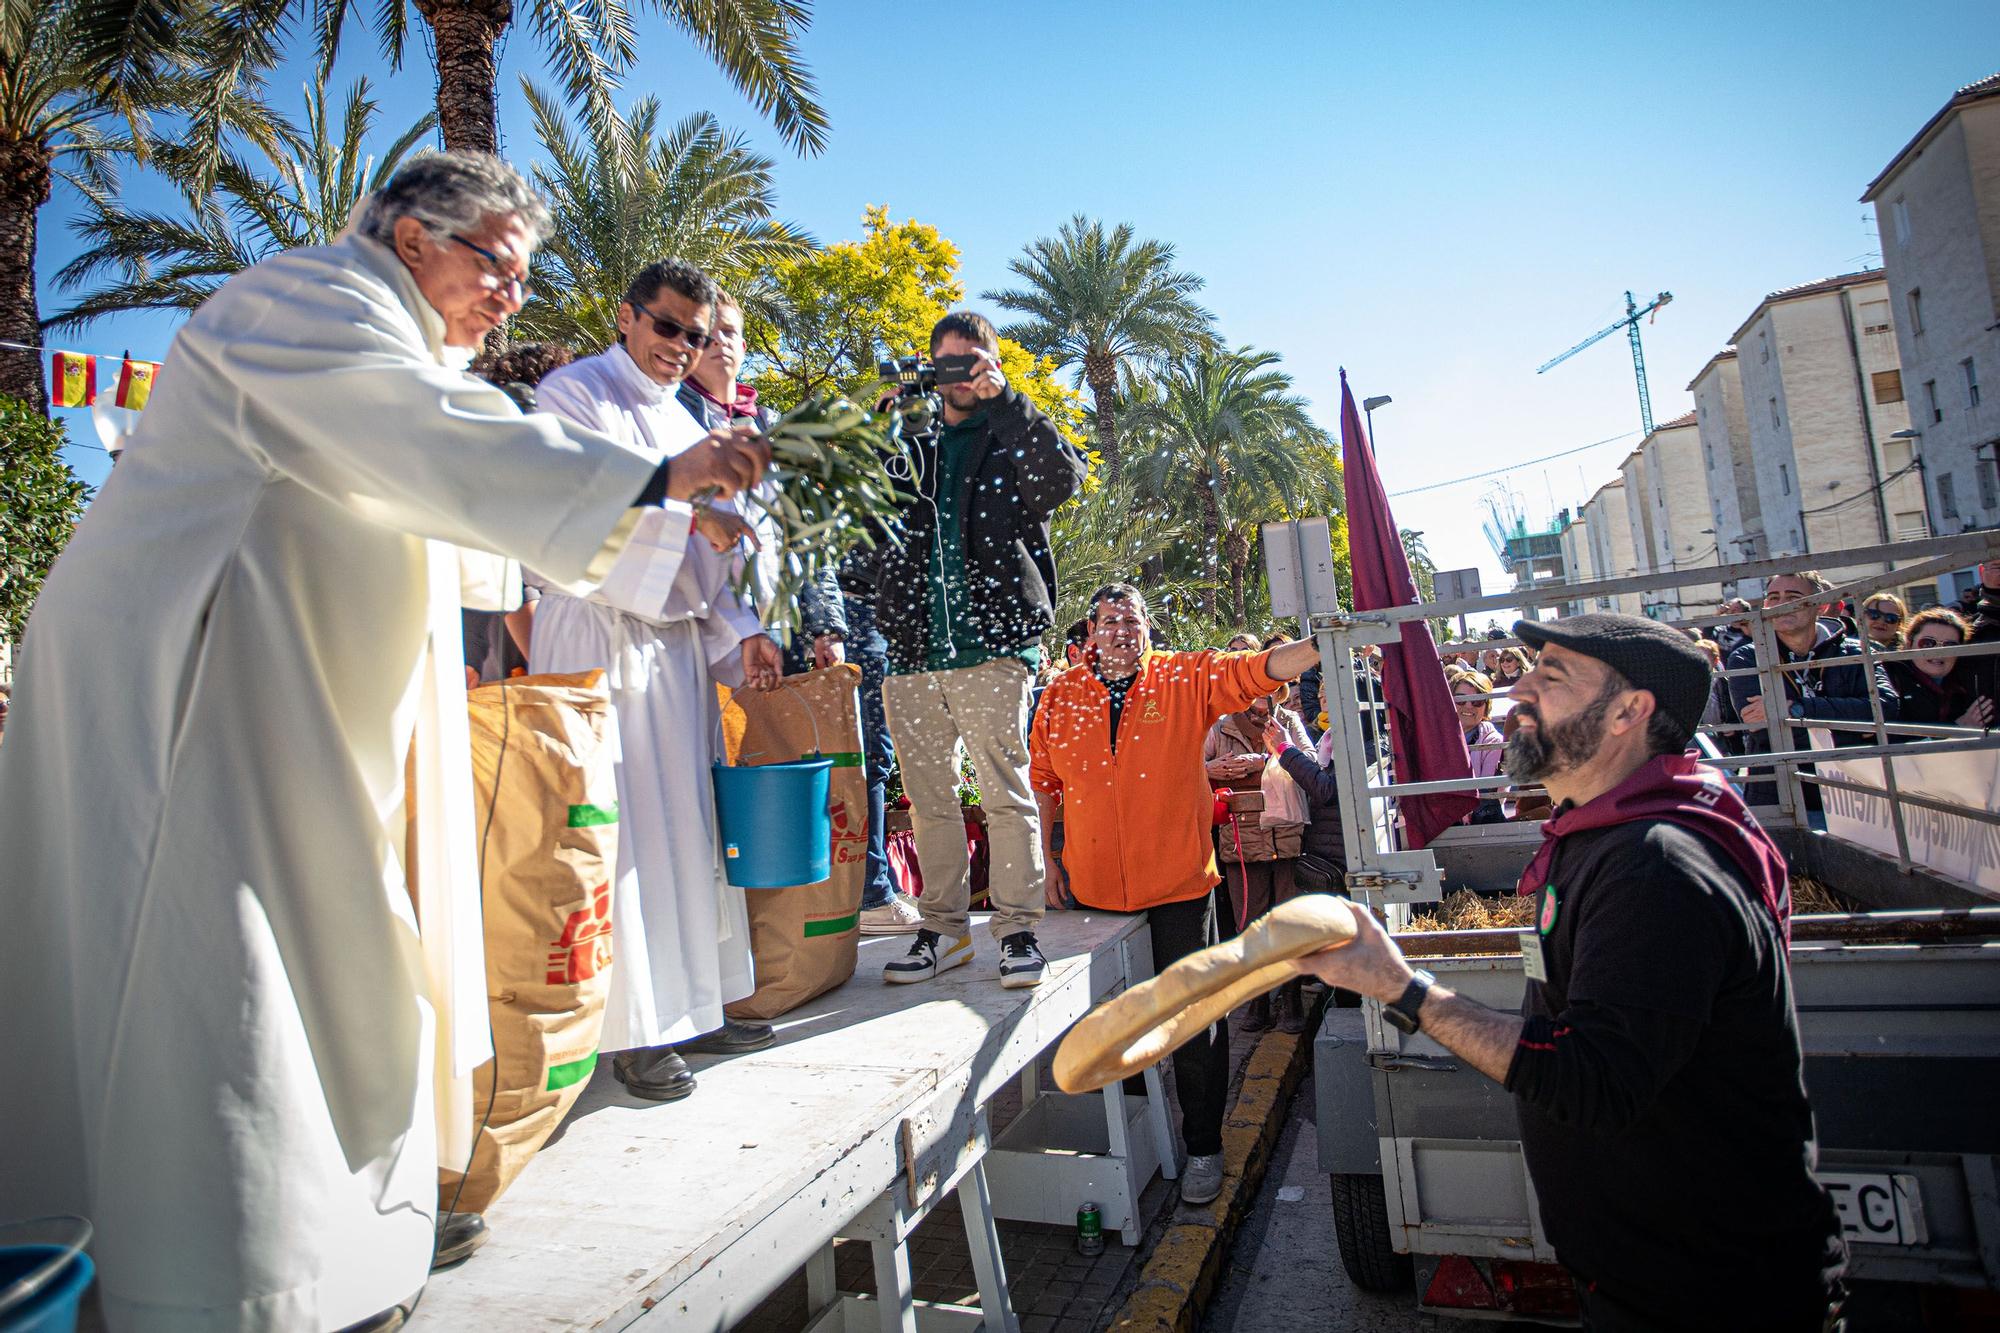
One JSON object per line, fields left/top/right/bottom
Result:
{"left": 1030, "top": 648, "right": 1283, "bottom": 912}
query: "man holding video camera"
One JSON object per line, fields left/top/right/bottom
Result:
{"left": 874, "top": 312, "right": 1088, "bottom": 989}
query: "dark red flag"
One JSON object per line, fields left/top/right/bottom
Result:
{"left": 1339, "top": 371, "right": 1477, "bottom": 846}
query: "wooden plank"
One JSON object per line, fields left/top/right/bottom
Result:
{"left": 410, "top": 908, "right": 1146, "bottom": 1331}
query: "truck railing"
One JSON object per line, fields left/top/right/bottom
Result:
{"left": 1300, "top": 528, "right": 2000, "bottom": 906}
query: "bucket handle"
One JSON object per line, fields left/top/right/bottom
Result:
{"left": 0, "top": 1215, "right": 92, "bottom": 1317}
{"left": 715, "top": 673, "right": 825, "bottom": 766}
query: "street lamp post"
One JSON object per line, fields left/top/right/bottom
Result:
{"left": 1363, "top": 395, "right": 1392, "bottom": 447}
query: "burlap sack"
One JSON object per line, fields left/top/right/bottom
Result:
{"left": 722, "top": 665, "right": 864, "bottom": 1021}
{"left": 438, "top": 670, "right": 618, "bottom": 1215}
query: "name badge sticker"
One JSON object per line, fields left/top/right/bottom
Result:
{"left": 1520, "top": 930, "right": 1549, "bottom": 983}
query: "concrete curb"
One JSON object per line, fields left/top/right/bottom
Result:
{"left": 1104, "top": 1019, "right": 1314, "bottom": 1333}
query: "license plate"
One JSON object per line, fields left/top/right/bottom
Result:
{"left": 1819, "top": 1172, "right": 1928, "bottom": 1246}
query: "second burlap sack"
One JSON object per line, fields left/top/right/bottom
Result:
{"left": 723, "top": 664, "right": 866, "bottom": 1021}
{"left": 439, "top": 670, "right": 619, "bottom": 1216}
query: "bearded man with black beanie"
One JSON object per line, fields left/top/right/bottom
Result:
{"left": 1296, "top": 613, "right": 1845, "bottom": 1331}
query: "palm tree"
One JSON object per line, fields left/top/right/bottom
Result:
{"left": 47, "top": 78, "right": 435, "bottom": 330}
{"left": 1046, "top": 476, "right": 1196, "bottom": 632}
{"left": 510, "top": 81, "right": 814, "bottom": 353}
{"left": 314, "top": 0, "right": 827, "bottom": 157}
{"left": 0, "top": 0, "right": 287, "bottom": 412}
{"left": 985, "top": 215, "right": 1212, "bottom": 488}
{"left": 1124, "top": 346, "right": 1331, "bottom": 622}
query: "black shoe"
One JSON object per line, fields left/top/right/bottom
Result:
{"left": 611, "top": 1046, "right": 697, "bottom": 1102}
{"left": 676, "top": 1020, "right": 776, "bottom": 1055}
{"left": 430, "top": 1212, "right": 489, "bottom": 1272}
{"left": 1239, "top": 994, "right": 1273, "bottom": 1033}
{"left": 1274, "top": 980, "right": 1307, "bottom": 1035}
{"left": 997, "top": 931, "right": 1046, "bottom": 989}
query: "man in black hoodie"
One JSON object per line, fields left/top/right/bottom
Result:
{"left": 874, "top": 311, "right": 1087, "bottom": 990}
{"left": 1725, "top": 570, "right": 1899, "bottom": 812}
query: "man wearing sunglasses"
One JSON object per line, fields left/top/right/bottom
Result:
{"left": 530, "top": 259, "right": 788, "bottom": 1104}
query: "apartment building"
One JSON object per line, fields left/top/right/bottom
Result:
{"left": 1862, "top": 71, "right": 2000, "bottom": 602}
{"left": 1631, "top": 412, "right": 1724, "bottom": 617}
{"left": 1688, "top": 349, "right": 1767, "bottom": 598}
{"left": 1580, "top": 477, "right": 1644, "bottom": 615}
{"left": 1557, "top": 511, "right": 1596, "bottom": 617}
{"left": 1730, "top": 270, "right": 1923, "bottom": 589}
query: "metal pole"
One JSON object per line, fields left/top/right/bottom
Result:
{"left": 1850, "top": 628, "right": 1913, "bottom": 873}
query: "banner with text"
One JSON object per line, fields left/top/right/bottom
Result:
{"left": 1817, "top": 739, "right": 2000, "bottom": 897}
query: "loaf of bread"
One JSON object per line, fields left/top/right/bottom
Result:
{"left": 1053, "top": 896, "right": 1358, "bottom": 1093}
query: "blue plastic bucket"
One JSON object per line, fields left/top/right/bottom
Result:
{"left": 712, "top": 756, "right": 833, "bottom": 888}
{"left": 0, "top": 1217, "right": 94, "bottom": 1333}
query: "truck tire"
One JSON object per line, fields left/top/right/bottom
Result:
{"left": 1330, "top": 1173, "right": 1413, "bottom": 1292}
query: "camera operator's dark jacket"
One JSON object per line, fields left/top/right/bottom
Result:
{"left": 873, "top": 388, "right": 1086, "bottom": 671}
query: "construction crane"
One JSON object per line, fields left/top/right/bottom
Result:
{"left": 1536, "top": 289, "right": 1674, "bottom": 436}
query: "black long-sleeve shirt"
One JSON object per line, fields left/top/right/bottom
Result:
{"left": 1502, "top": 819, "right": 1844, "bottom": 1326}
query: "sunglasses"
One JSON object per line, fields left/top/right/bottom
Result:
{"left": 1864, "top": 608, "right": 1903, "bottom": 624}
{"left": 450, "top": 234, "right": 532, "bottom": 301}
{"left": 630, "top": 298, "right": 713, "bottom": 350}
{"left": 1911, "top": 636, "right": 1958, "bottom": 650}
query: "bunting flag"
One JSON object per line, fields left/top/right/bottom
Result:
{"left": 51, "top": 351, "right": 96, "bottom": 408}
{"left": 115, "top": 358, "right": 160, "bottom": 410}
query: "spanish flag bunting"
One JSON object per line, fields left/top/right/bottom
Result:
{"left": 115, "top": 357, "right": 160, "bottom": 410}
{"left": 51, "top": 351, "right": 96, "bottom": 408}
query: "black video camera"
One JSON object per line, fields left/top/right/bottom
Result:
{"left": 875, "top": 353, "right": 979, "bottom": 398}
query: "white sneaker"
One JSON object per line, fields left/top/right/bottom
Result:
{"left": 883, "top": 928, "right": 974, "bottom": 984}
{"left": 859, "top": 893, "right": 923, "bottom": 934}
{"left": 1180, "top": 1153, "right": 1225, "bottom": 1205}
{"left": 997, "top": 931, "right": 1046, "bottom": 988}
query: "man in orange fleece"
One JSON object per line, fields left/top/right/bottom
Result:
{"left": 1029, "top": 582, "right": 1322, "bottom": 1204}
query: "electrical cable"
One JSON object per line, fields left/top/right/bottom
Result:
{"left": 1794, "top": 460, "right": 1923, "bottom": 518}
{"left": 1387, "top": 430, "right": 1640, "bottom": 497}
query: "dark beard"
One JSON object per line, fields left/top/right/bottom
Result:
{"left": 1502, "top": 687, "right": 1616, "bottom": 782}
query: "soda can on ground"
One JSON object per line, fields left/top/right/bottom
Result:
{"left": 1076, "top": 1201, "right": 1105, "bottom": 1256}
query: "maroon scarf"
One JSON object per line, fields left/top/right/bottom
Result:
{"left": 1516, "top": 752, "right": 1792, "bottom": 943}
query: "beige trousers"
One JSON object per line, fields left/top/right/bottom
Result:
{"left": 882, "top": 657, "right": 1045, "bottom": 941}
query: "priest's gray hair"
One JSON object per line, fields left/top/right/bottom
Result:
{"left": 357, "top": 151, "right": 551, "bottom": 249}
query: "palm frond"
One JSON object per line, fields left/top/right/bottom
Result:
{"left": 647, "top": 0, "right": 827, "bottom": 156}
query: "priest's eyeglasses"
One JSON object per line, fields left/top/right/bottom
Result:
{"left": 628, "top": 299, "right": 714, "bottom": 350}
{"left": 450, "top": 235, "right": 533, "bottom": 301}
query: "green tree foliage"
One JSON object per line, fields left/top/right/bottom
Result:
{"left": 48, "top": 77, "right": 435, "bottom": 329}
{"left": 747, "top": 207, "right": 1085, "bottom": 442}
{"left": 0, "top": 0, "right": 288, "bottom": 411}
{"left": 985, "top": 215, "right": 1212, "bottom": 488}
{"left": 512, "top": 83, "right": 814, "bottom": 352}
{"left": 1123, "top": 345, "right": 1332, "bottom": 624}
{"left": 0, "top": 397, "right": 91, "bottom": 644}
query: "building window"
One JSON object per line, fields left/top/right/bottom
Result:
{"left": 1703, "top": 439, "right": 1715, "bottom": 471}
{"left": 1965, "top": 358, "right": 1981, "bottom": 408}
{"left": 1871, "top": 369, "right": 1904, "bottom": 404}
{"left": 1779, "top": 462, "right": 1791, "bottom": 496}
{"left": 1907, "top": 288, "right": 1924, "bottom": 335}
{"left": 1759, "top": 331, "right": 1770, "bottom": 364}
{"left": 1884, "top": 437, "right": 1913, "bottom": 472}
{"left": 1979, "top": 456, "right": 2000, "bottom": 512}
{"left": 1770, "top": 398, "right": 1781, "bottom": 429}
{"left": 1859, "top": 299, "right": 1892, "bottom": 335}
{"left": 1892, "top": 197, "right": 1911, "bottom": 247}
{"left": 1893, "top": 510, "right": 1928, "bottom": 541}
{"left": 1938, "top": 472, "right": 1959, "bottom": 520}
{"left": 1924, "top": 379, "right": 1942, "bottom": 424}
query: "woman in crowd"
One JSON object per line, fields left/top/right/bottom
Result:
{"left": 1887, "top": 608, "right": 1995, "bottom": 732}
{"left": 1449, "top": 668, "right": 1507, "bottom": 823}
{"left": 1860, "top": 593, "right": 1908, "bottom": 651}
{"left": 1492, "top": 646, "right": 1531, "bottom": 689}
{"left": 1203, "top": 691, "right": 1310, "bottom": 1031}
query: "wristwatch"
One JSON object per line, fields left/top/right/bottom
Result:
{"left": 1788, "top": 701, "right": 1806, "bottom": 720}
{"left": 1383, "top": 969, "right": 1436, "bottom": 1035}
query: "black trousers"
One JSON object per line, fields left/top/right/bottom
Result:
{"left": 1147, "top": 892, "right": 1230, "bottom": 1158}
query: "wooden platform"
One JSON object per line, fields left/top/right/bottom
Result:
{"left": 409, "top": 908, "right": 1156, "bottom": 1332}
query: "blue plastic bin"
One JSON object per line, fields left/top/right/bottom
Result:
{"left": 712, "top": 755, "right": 833, "bottom": 888}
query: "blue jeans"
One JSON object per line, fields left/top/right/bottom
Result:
{"left": 845, "top": 598, "right": 898, "bottom": 909}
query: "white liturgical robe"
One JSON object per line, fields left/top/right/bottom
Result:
{"left": 530, "top": 346, "right": 761, "bottom": 1049}
{"left": 0, "top": 233, "right": 663, "bottom": 1331}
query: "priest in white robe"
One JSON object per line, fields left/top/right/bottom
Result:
{"left": 529, "top": 259, "right": 783, "bottom": 1103}
{"left": 0, "top": 154, "right": 771, "bottom": 1333}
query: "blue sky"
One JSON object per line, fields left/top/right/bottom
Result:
{"left": 38, "top": 1, "right": 2000, "bottom": 607}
